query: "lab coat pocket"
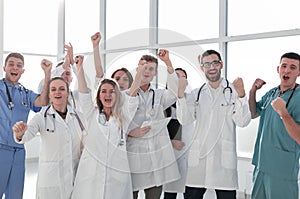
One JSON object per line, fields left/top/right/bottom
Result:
{"left": 221, "top": 140, "right": 237, "bottom": 169}
{"left": 38, "top": 162, "right": 60, "bottom": 187}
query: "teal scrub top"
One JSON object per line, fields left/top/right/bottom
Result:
{"left": 252, "top": 86, "right": 300, "bottom": 181}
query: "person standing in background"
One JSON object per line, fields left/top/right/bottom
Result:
{"left": 249, "top": 52, "right": 300, "bottom": 199}
{"left": 0, "top": 53, "right": 51, "bottom": 199}
{"left": 163, "top": 68, "right": 195, "bottom": 199}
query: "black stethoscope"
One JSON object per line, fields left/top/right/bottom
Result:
{"left": 261, "top": 84, "right": 298, "bottom": 110}
{"left": 44, "top": 105, "right": 85, "bottom": 133}
{"left": 3, "top": 79, "right": 29, "bottom": 110}
{"left": 195, "top": 79, "right": 234, "bottom": 106}
{"left": 70, "top": 91, "right": 76, "bottom": 109}
{"left": 98, "top": 111, "right": 125, "bottom": 146}
{"left": 137, "top": 88, "right": 155, "bottom": 116}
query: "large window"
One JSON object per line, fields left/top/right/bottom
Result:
{"left": 3, "top": 0, "right": 59, "bottom": 54}
{"left": 65, "top": 0, "right": 100, "bottom": 53}
{"left": 228, "top": 0, "right": 300, "bottom": 36}
{"left": 1, "top": 0, "right": 300, "bottom": 156}
{"left": 159, "top": 0, "right": 219, "bottom": 43}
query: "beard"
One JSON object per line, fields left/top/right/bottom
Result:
{"left": 205, "top": 71, "right": 221, "bottom": 82}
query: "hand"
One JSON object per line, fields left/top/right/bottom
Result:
{"left": 74, "top": 55, "right": 84, "bottom": 71}
{"left": 129, "top": 126, "right": 151, "bottom": 138}
{"left": 158, "top": 49, "right": 170, "bottom": 62}
{"left": 171, "top": 140, "right": 185, "bottom": 150}
{"left": 137, "top": 60, "right": 147, "bottom": 73}
{"left": 64, "top": 43, "right": 74, "bottom": 65}
{"left": 232, "top": 77, "right": 246, "bottom": 98}
{"left": 91, "top": 32, "right": 101, "bottom": 48}
{"left": 252, "top": 78, "right": 266, "bottom": 90}
{"left": 178, "top": 76, "right": 188, "bottom": 98}
{"left": 158, "top": 49, "right": 174, "bottom": 73}
{"left": 12, "top": 121, "right": 27, "bottom": 140}
{"left": 41, "top": 59, "right": 52, "bottom": 75}
{"left": 271, "top": 97, "right": 287, "bottom": 117}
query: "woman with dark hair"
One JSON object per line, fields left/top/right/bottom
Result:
{"left": 72, "top": 55, "right": 144, "bottom": 199}
{"left": 111, "top": 67, "right": 134, "bottom": 91}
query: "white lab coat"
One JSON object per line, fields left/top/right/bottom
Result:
{"left": 126, "top": 72, "right": 181, "bottom": 191}
{"left": 71, "top": 92, "right": 138, "bottom": 199}
{"left": 15, "top": 105, "right": 87, "bottom": 199}
{"left": 176, "top": 78, "right": 251, "bottom": 190}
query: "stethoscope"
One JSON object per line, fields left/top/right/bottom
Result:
{"left": 137, "top": 88, "right": 155, "bottom": 116}
{"left": 98, "top": 111, "right": 125, "bottom": 146}
{"left": 261, "top": 84, "right": 298, "bottom": 110}
{"left": 70, "top": 91, "right": 76, "bottom": 109}
{"left": 195, "top": 79, "right": 234, "bottom": 106}
{"left": 3, "top": 79, "right": 29, "bottom": 110}
{"left": 44, "top": 105, "right": 85, "bottom": 133}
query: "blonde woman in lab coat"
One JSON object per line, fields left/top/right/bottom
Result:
{"left": 71, "top": 56, "right": 144, "bottom": 199}
{"left": 13, "top": 76, "right": 87, "bottom": 199}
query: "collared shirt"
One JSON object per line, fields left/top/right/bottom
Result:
{"left": 0, "top": 80, "right": 40, "bottom": 148}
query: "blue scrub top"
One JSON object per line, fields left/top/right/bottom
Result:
{"left": 252, "top": 86, "right": 300, "bottom": 181}
{"left": 0, "top": 80, "right": 41, "bottom": 148}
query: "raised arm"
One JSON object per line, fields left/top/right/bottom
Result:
{"left": 158, "top": 49, "right": 174, "bottom": 74}
{"left": 249, "top": 78, "right": 266, "bottom": 119}
{"left": 91, "top": 32, "right": 104, "bottom": 78}
{"left": 75, "top": 55, "right": 89, "bottom": 93}
{"left": 63, "top": 43, "right": 75, "bottom": 68}
{"left": 129, "top": 60, "right": 146, "bottom": 96}
{"left": 232, "top": 77, "right": 251, "bottom": 127}
{"left": 34, "top": 59, "right": 52, "bottom": 107}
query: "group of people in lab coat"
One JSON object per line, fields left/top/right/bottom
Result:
{"left": 3, "top": 30, "right": 300, "bottom": 199}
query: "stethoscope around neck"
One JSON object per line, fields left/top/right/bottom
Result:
{"left": 3, "top": 79, "right": 29, "bottom": 110}
{"left": 137, "top": 88, "right": 155, "bottom": 116}
{"left": 195, "top": 79, "right": 234, "bottom": 106}
{"left": 261, "top": 84, "right": 298, "bottom": 110}
{"left": 44, "top": 105, "right": 85, "bottom": 133}
{"left": 98, "top": 110, "right": 125, "bottom": 146}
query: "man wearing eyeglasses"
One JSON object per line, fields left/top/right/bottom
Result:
{"left": 176, "top": 49, "right": 251, "bottom": 199}
{"left": 249, "top": 52, "right": 300, "bottom": 199}
{"left": 0, "top": 52, "right": 51, "bottom": 199}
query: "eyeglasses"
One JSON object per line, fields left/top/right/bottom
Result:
{"left": 201, "top": 60, "right": 222, "bottom": 68}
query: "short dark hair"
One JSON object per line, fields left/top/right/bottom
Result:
{"left": 199, "top": 50, "right": 222, "bottom": 64}
{"left": 175, "top": 68, "right": 187, "bottom": 78}
{"left": 5, "top": 52, "right": 24, "bottom": 66}
{"left": 140, "top": 54, "right": 158, "bottom": 64}
{"left": 280, "top": 52, "right": 300, "bottom": 70}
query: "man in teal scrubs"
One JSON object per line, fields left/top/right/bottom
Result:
{"left": 249, "top": 52, "right": 300, "bottom": 199}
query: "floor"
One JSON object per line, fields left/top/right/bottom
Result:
{"left": 22, "top": 160, "right": 248, "bottom": 199}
